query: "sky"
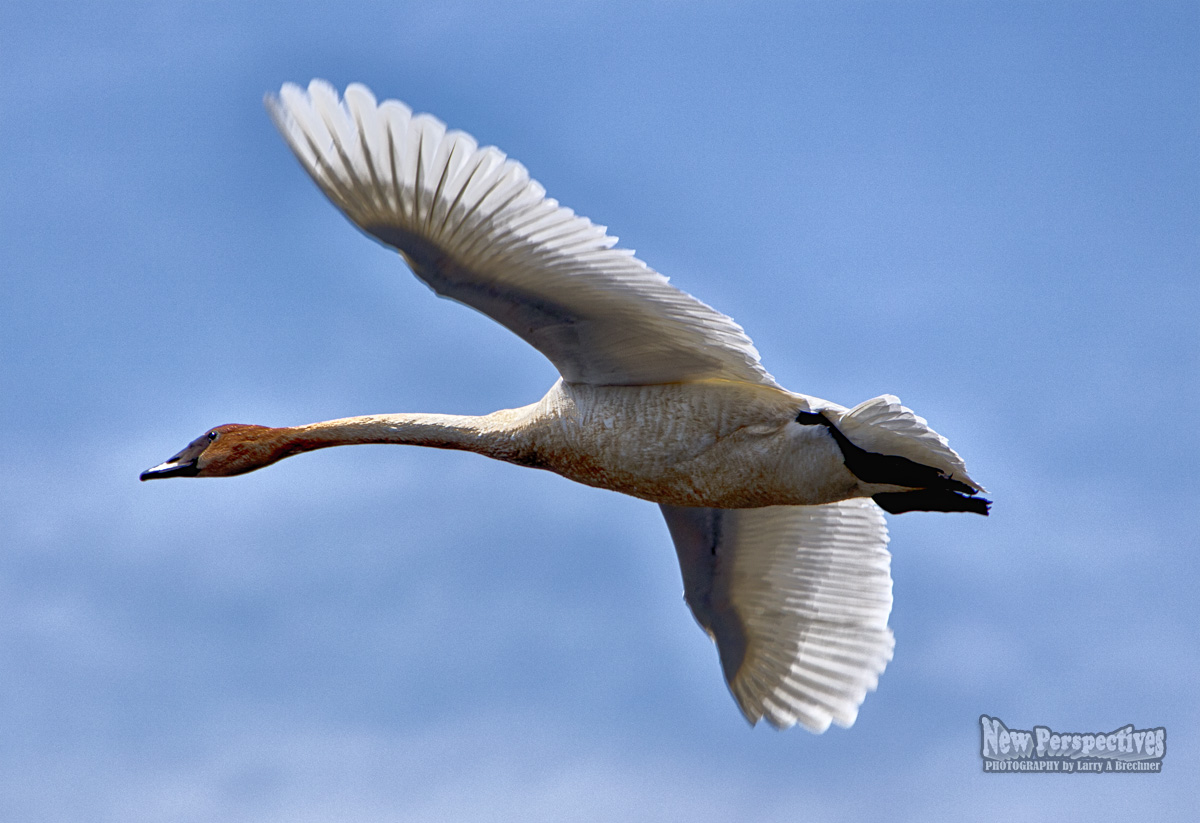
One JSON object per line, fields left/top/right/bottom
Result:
{"left": 2, "top": 1, "right": 1198, "bottom": 820}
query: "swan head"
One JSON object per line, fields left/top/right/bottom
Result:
{"left": 140, "top": 424, "right": 282, "bottom": 480}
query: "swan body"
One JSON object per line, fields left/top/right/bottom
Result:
{"left": 142, "top": 81, "right": 989, "bottom": 732}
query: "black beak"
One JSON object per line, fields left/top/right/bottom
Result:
{"left": 140, "top": 459, "right": 201, "bottom": 480}
{"left": 140, "top": 433, "right": 211, "bottom": 480}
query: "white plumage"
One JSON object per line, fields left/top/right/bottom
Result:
{"left": 662, "top": 499, "right": 893, "bottom": 731}
{"left": 144, "top": 80, "right": 988, "bottom": 733}
{"left": 268, "top": 81, "right": 777, "bottom": 388}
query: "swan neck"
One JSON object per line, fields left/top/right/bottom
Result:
{"left": 279, "top": 409, "right": 534, "bottom": 462}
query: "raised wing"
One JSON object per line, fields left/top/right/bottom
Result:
{"left": 266, "top": 81, "right": 777, "bottom": 388}
{"left": 660, "top": 500, "right": 894, "bottom": 732}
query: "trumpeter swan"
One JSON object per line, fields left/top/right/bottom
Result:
{"left": 142, "top": 81, "right": 988, "bottom": 732}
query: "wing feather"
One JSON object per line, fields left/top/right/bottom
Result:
{"left": 661, "top": 500, "right": 894, "bottom": 732}
{"left": 267, "top": 81, "right": 777, "bottom": 387}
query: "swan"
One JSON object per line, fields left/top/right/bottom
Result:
{"left": 142, "top": 81, "right": 989, "bottom": 732}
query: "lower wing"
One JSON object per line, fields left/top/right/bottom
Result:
{"left": 660, "top": 499, "right": 894, "bottom": 732}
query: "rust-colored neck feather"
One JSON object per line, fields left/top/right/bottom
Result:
{"left": 249, "top": 408, "right": 539, "bottom": 468}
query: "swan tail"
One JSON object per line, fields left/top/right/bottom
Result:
{"left": 834, "top": 395, "right": 987, "bottom": 496}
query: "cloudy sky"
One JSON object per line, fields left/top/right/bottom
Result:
{"left": 3, "top": 1, "right": 1197, "bottom": 820}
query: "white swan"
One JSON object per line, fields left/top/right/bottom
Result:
{"left": 142, "top": 81, "right": 988, "bottom": 732}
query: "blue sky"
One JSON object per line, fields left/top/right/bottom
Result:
{"left": 3, "top": 1, "right": 1197, "bottom": 820}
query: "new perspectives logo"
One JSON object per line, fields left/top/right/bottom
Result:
{"left": 980, "top": 715, "right": 1165, "bottom": 773}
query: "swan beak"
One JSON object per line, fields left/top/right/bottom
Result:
{"left": 140, "top": 458, "right": 200, "bottom": 480}
{"left": 141, "top": 432, "right": 215, "bottom": 480}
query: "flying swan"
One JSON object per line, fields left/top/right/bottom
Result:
{"left": 142, "top": 80, "right": 989, "bottom": 732}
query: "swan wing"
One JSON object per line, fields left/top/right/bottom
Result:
{"left": 660, "top": 499, "right": 894, "bottom": 732}
{"left": 266, "top": 81, "right": 777, "bottom": 388}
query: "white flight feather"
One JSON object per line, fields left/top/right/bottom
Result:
{"left": 267, "top": 80, "right": 777, "bottom": 388}
{"left": 662, "top": 499, "right": 894, "bottom": 732}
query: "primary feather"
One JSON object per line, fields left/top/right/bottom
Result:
{"left": 662, "top": 499, "right": 893, "bottom": 731}
{"left": 266, "top": 80, "right": 777, "bottom": 388}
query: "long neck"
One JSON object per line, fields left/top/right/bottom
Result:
{"left": 272, "top": 406, "right": 539, "bottom": 464}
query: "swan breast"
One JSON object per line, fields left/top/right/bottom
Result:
{"left": 519, "top": 380, "right": 857, "bottom": 508}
